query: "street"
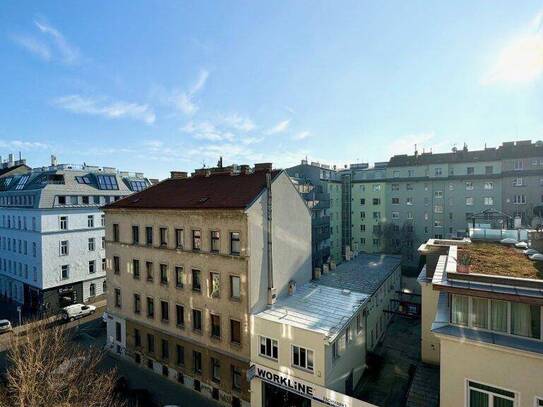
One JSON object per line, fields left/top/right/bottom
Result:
{"left": 1, "top": 316, "right": 221, "bottom": 407}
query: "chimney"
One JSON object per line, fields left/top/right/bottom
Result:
{"left": 239, "top": 165, "right": 251, "bottom": 175}
{"left": 8, "top": 154, "right": 14, "bottom": 166}
{"left": 170, "top": 171, "right": 188, "bottom": 179}
{"left": 51, "top": 155, "right": 58, "bottom": 166}
{"left": 254, "top": 163, "right": 272, "bottom": 172}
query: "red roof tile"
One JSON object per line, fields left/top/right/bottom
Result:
{"left": 105, "top": 169, "right": 282, "bottom": 210}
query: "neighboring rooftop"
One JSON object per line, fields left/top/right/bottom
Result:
{"left": 256, "top": 283, "right": 368, "bottom": 342}
{"left": 459, "top": 242, "right": 543, "bottom": 280}
{"left": 106, "top": 166, "right": 281, "bottom": 210}
{"left": 318, "top": 253, "right": 401, "bottom": 295}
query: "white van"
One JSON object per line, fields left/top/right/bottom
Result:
{"left": 61, "top": 303, "right": 96, "bottom": 322}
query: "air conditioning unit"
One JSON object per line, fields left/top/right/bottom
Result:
{"left": 267, "top": 287, "right": 277, "bottom": 305}
{"left": 288, "top": 280, "right": 297, "bottom": 296}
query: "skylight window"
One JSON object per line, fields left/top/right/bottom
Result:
{"left": 75, "top": 176, "right": 92, "bottom": 184}
{"left": 0, "top": 177, "right": 13, "bottom": 191}
{"left": 96, "top": 175, "right": 119, "bottom": 190}
{"left": 129, "top": 180, "right": 147, "bottom": 192}
{"left": 15, "top": 175, "right": 29, "bottom": 190}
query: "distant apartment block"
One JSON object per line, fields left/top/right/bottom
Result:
{"left": 0, "top": 156, "right": 150, "bottom": 314}
{"left": 418, "top": 237, "right": 543, "bottom": 406}
{"left": 103, "top": 163, "right": 311, "bottom": 407}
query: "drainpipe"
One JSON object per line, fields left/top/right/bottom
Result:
{"left": 266, "top": 172, "right": 276, "bottom": 305}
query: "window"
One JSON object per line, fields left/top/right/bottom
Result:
{"left": 471, "top": 297, "right": 489, "bottom": 329}
{"left": 88, "top": 215, "right": 94, "bottom": 228}
{"left": 373, "top": 184, "right": 382, "bottom": 192}
{"left": 392, "top": 170, "right": 400, "bottom": 177}
{"left": 434, "top": 168, "right": 442, "bottom": 176}
{"left": 210, "top": 231, "right": 220, "bottom": 253}
{"left": 113, "top": 224, "right": 119, "bottom": 242}
{"left": 392, "top": 211, "right": 399, "bottom": 219}
{"left": 513, "top": 159, "right": 523, "bottom": 170}
{"left": 230, "top": 275, "right": 241, "bottom": 299}
{"left": 210, "top": 272, "right": 220, "bottom": 298}
{"left": 89, "top": 283, "right": 96, "bottom": 297}
{"left": 232, "top": 366, "right": 241, "bottom": 391}
{"left": 96, "top": 175, "right": 119, "bottom": 190}
{"left": 175, "top": 266, "right": 184, "bottom": 288}
{"left": 211, "top": 358, "right": 220, "bottom": 383}
{"left": 175, "top": 228, "right": 184, "bottom": 249}
{"left": 511, "top": 303, "right": 540, "bottom": 339}
{"left": 193, "top": 351, "right": 202, "bottom": 374}
{"left": 145, "top": 227, "right": 153, "bottom": 245}
{"left": 192, "top": 230, "right": 201, "bottom": 251}
{"left": 88, "top": 260, "right": 96, "bottom": 274}
{"left": 134, "top": 294, "right": 141, "bottom": 314}
{"left": 484, "top": 197, "right": 494, "bottom": 206}
{"left": 113, "top": 256, "right": 120, "bottom": 274}
{"left": 406, "top": 183, "right": 413, "bottom": 191}
{"left": 58, "top": 196, "right": 66, "bottom": 205}
{"left": 60, "top": 240, "right": 69, "bottom": 256}
{"left": 292, "top": 345, "right": 313, "bottom": 371}
{"left": 230, "top": 319, "right": 241, "bottom": 344}
{"left": 114, "top": 288, "right": 121, "bottom": 308}
{"left": 147, "top": 334, "right": 155, "bottom": 353}
{"left": 134, "top": 328, "right": 141, "bottom": 347}
{"left": 132, "top": 259, "right": 140, "bottom": 279}
{"left": 434, "top": 205, "right": 443, "bottom": 214}
{"left": 491, "top": 300, "right": 507, "bottom": 333}
{"left": 259, "top": 336, "right": 278, "bottom": 360}
{"left": 467, "top": 167, "right": 475, "bottom": 175}
{"left": 407, "top": 169, "right": 415, "bottom": 177}
{"left": 391, "top": 183, "right": 399, "bottom": 191}
{"left": 451, "top": 295, "right": 469, "bottom": 326}
{"left": 211, "top": 314, "right": 221, "bottom": 338}
{"left": 88, "top": 237, "right": 95, "bottom": 251}
{"left": 391, "top": 197, "right": 399, "bottom": 205}
{"left": 360, "top": 224, "right": 366, "bottom": 231}
{"left": 192, "top": 269, "right": 201, "bottom": 292}
{"left": 102, "top": 237, "right": 105, "bottom": 250}
{"left": 372, "top": 198, "right": 380, "bottom": 205}
{"left": 101, "top": 214, "right": 105, "bottom": 227}
{"left": 146, "top": 297, "right": 154, "bottom": 318}
{"left": 132, "top": 225, "right": 139, "bottom": 244}
{"left": 465, "top": 181, "right": 474, "bottom": 190}
{"left": 512, "top": 194, "right": 526, "bottom": 204}
{"left": 466, "top": 197, "right": 474, "bottom": 206}
{"left": 161, "top": 300, "right": 169, "bottom": 322}
{"left": 485, "top": 165, "right": 493, "bottom": 175}
{"left": 230, "top": 232, "right": 240, "bottom": 255}
{"left": 82, "top": 196, "right": 90, "bottom": 205}
{"left": 360, "top": 211, "right": 366, "bottom": 219}
{"left": 512, "top": 177, "right": 524, "bottom": 187}
{"left": 176, "top": 344, "right": 184, "bottom": 366}
{"left": 160, "top": 264, "right": 168, "bottom": 285}
{"left": 176, "top": 304, "right": 184, "bottom": 327}
{"left": 61, "top": 265, "right": 69, "bottom": 280}
{"left": 406, "top": 197, "right": 413, "bottom": 206}
{"left": 145, "top": 261, "right": 154, "bottom": 282}
{"left": 360, "top": 198, "right": 366, "bottom": 205}
{"left": 192, "top": 309, "right": 202, "bottom": 332}
{"left": 357, "top": 314, "right": 363, "bottom": 334}
{"left": 159, "top": 227, "right": 167, "bottom": 246}
{"left": 161, "top": 339, "right": 169, "bottom": 360}
{"left": 467, "top": 381, "right": 515, "bottom": 407}
{"left": 129, "top": 180, "right": 147, "bottom": 192}
{"left": 373, "top": 211, "right": 381, "bottom": 219}
{"left": 484, "top": 182, "right": 493, "bottom": 190}
{"left": 59, "top": 216, "right": 68, "bottom": 230}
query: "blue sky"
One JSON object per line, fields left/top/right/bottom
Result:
{"left": 1, "top": 1, "right": 543, "bottom": 179}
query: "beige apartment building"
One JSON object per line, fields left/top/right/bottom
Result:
{"left": 418, "top": 237, "right": 543, "bottom": 407}
{"left": 103, "top": 164, "right": 312, "bottom": 407}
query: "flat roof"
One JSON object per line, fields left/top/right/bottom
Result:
{"left": 317, "top": 253, "right": 402, "bottom": 295}
{"left": 460, "top": 242, "right": 543, "bottom": 280}
{"left": 256, "top": 283, "right": 369, "bottom": 342}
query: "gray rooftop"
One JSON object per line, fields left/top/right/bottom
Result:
{"left": 256, "top": 283, "right": 369, "bottom": 342}
{"left": 317, "top": 253, "right": 402, "bottom": 295}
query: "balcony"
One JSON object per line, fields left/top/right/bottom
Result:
{"left": 312, "top": 215, "right": 330, "bottom": 227}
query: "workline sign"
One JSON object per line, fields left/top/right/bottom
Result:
{"left": 250, "top": 364, "right": 375, "bottom": 407}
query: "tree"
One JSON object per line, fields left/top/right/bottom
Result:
{"left": 0, "top": 320, "right": 124, "bottom": 407}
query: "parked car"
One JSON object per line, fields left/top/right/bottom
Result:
{"left": 61, "top": 304, "right": 96, "bottom": 322}
{"left": 0, "top": 319, "right": 12, "bottom": 334}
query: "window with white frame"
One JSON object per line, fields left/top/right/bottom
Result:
{"left": 513, "top": 159, "right": 523, "bottom": 170}
{"left": 434, "top": 168, "right": 442, "bottom": 176}
{"left": 467, "top": 380, "right": 516, "bottom": 407}
{"left": 391, "top": 183, "right": 399, "bottom": 191}
{"left": 292, "top": 345, "right": 314, "bottom": 372}
{"left": 434, "top": 205, "right": 443, "bottom": 214}
{"left": 512, "top": 177, "right": 524, "bottom": 187}
{"left": 59, "top": 216, "right": 68, "bottom": 230}
{"left": 484, "top": 182, "right": 493, "bottom": 190}
{"left": 259, "top": 336, "right": 278, "bottom": 360}
{"left": 512, "top": 194, "right": 526, "bottom": 204}
{"left": 484, "top": 197, "right": 494, "bottom": 206}
{"left": 406, "top": 197, "right": 413, "bottom": 205}
{"left": 466, "top": 197, "right": 474, "bottom": 206}
{"left": 88, "top": 237, "right": 95, "bottom": 251}
{"left": 465, "top": 181, "right": 474, "bottom": 190}
{"left": 60, "top": 240, "right": 69, "bottom": 256}
{"left": 434, "top": 190, "right": 443, "bottom": 198}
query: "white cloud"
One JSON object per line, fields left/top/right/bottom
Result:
{"left": 388, "top": 132, "right": 450, "bottom": 157}
{"left": 34, "top": 19, "right": 79, "bottom": 64}
{"left": 172, "top": 69, "right": 209, "bottom": 115}
{"left": 143, "top": 140, "right": 164, "bottom": 149}
{"left": 53, "top": 94, "right": 156, "bottom": 124}
{"left": 220, "top": 113, "right": 256, "bottom": 132}
{"left": 0, "top": 140, "right": 49, "bottom": 150}
{"left": 12, "top": 35, "right": 51, "bottom": 61}
{"left": 293, "top": 131, "right": 311, "bottom": 140}
{"left": 181, "top": 121, "right": 234, "bottom": 141}
{"left": 266, "top": 119, "right": 290, "bottom": 135}
{"left": 483, "top": 9, "right": 543, "bottom": 84}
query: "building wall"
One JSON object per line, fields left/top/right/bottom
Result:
{"left": 328, "top": 181, "right": 343, "bottom": 264}
{"left": 439, "top": 336, "right": 543, "bottom": 407}
{"left": 247, "top": 172, "right": 312, "bottom": 314}
{"left": 419, "top": 277, "right": 440, "bottom": 365}
{"left": 351, "top": 181, "right": 387, "bottom": 254}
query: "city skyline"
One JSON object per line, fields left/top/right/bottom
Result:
{"left": 1, "top": 1, "right": 542, "bottom": 179}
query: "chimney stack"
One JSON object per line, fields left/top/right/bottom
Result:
{"left": 170, "top": 171, "right": 188, "bottom": 179}
{"left": 51, "top": 155, "right": 58, "bottom": 166}
{"left": 254, "top": 163, "right": 272, "bottom": 172}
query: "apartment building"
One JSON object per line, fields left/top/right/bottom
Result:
{"left": 499, "top": 140, "right": 543, "bottom": 225}
{"left": 103, "top": 164, "right": 311, "bottom": 407}
{"left": 342, "top": 163, "right": 388, "bottom": 255}
{"left": 0, "top": 154, "right": 31, "bottom": 179}
{"left": 287, "top": 161, "right": 342, "bottom": 267}
{"left": 249, "top": 253, "right": 401, "bottom": 407}
{"left": 0, "top": 158, "right": 149, "bottom": 314}
{"left": 418, "top": 237, "right": 543, "bottom": 407}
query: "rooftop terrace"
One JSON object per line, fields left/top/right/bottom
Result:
{"left": 459, "top": 242, "right": 543, "bottom": 280}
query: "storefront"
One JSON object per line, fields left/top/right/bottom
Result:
{"left": 249, "top": 364, "right": 374, "bottom": 407}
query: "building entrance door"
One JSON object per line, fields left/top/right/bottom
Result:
{"left": 263, "top": 381, "right": 310, "bottom": 407}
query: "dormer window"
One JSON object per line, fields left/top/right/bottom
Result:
{"left": 96, "top": 175, "right": 119, "bottom": 190}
